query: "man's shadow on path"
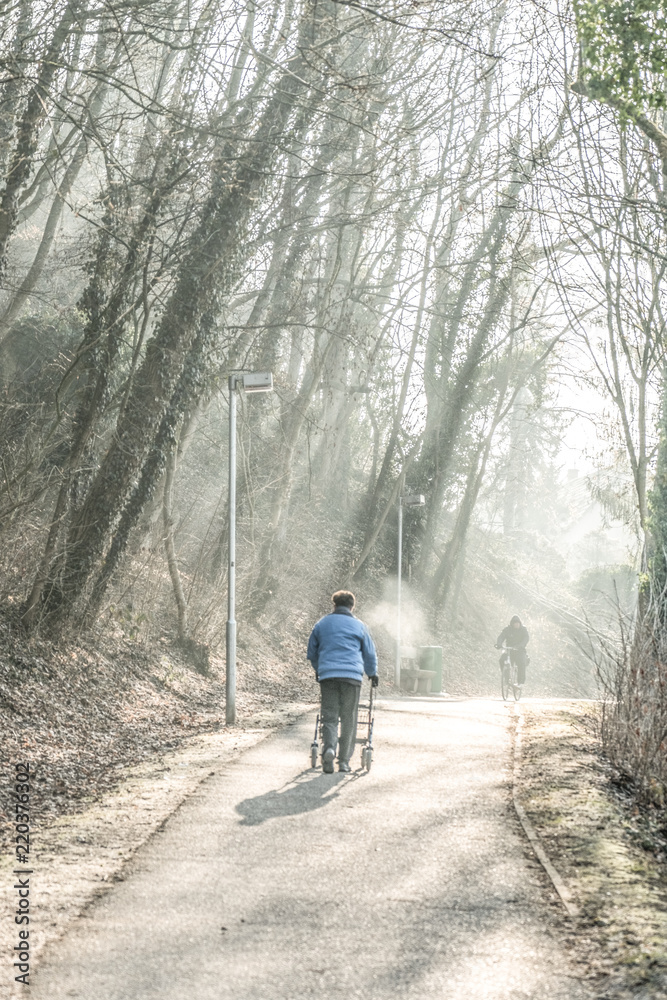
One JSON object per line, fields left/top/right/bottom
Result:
{"left": 236, "top": 769, "right": 363, "bottom": 826}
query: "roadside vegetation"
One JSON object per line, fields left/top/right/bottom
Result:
{"left": 520, "top": 703, "right": 667, "bottom": 999}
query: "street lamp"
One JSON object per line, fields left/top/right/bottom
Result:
{"left": 226, "top": 371, "right": 274, "bottom": 725}
{"left": 395, "top": 494, "right": 425, "bottom": 687}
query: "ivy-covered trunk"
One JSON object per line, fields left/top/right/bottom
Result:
{"left": 0, "top": 0, "right": 81, "bottom": 278}
{"left": 645, "top": 375, "right": 667, "bottom": 628}
{"left": 39, "top": 8, "right": 329, "bottom": 628}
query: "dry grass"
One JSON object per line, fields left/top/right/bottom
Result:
{"left": 594, "top": 603, "right": 667, "bottom": 813}
{"left": 519, "top": 701, "right": 667, "bottom": 999}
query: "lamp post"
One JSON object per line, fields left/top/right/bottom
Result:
{"left": 395, "top": 494, "right": 425, "bottom": 687}
{"left": 226, "top": 371, "right": 273, "bottom": 725}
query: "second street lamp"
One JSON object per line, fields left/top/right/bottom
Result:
{"left": 226, "top": 371, "right": 273, "bottom": 725}
{"left": 395, "top": 494, "right": 425, "bottom": 687}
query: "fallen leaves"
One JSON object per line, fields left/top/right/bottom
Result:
{"left": 0, "top": 609, "right": 315, "bottom": 855}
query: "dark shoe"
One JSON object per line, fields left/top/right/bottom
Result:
{"left": 338, "top": 761, "right": 351, "bottom": 773}
{"left": 322, "top": 748, "right": 335, "bottom": 773}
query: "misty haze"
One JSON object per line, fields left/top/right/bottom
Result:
{"left": 0, "top": 1, "right": 665, "bottom": 998}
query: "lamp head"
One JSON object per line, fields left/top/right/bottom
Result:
{"left": 400, "top": 494, "right": 425, "bottom": 507}
{"left": 241, "top": 371, "right": 273, "bottom": 393}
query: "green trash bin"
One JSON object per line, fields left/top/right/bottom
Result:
{"left": 418, "top": 646, "right": 443, "bottom": 693}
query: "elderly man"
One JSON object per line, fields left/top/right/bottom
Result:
{"left": 307, "top": 590, "right": 378, "bottom": 773}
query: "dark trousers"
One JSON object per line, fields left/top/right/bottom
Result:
{"left": 499, "top": 649, "right": 528, "bottom": 684}
{"left": 320, "top": 679, "right": 360, "bottom": 764}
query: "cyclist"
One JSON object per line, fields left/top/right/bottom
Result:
{"left": 495, "top": 615, "right": 530, "bottom": 687}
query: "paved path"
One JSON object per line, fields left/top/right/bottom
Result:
{"left": 33, "top": 698, "right": 593, "bottom": 999}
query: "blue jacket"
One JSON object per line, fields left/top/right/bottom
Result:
{"left": 307, "top": 607, "right": 378, "bottom": 683}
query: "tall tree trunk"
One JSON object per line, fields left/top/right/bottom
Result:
{"left": 0, "top": 62, "right": 111, "bottom": 341}
{"left": 0, "top": 0, "right": 81, "bottom": 277}
{"left": 645, "top": 375, "right": 667, "bottom": 630}
{"left": 0, "top": 0, "right": 32, "bottom": 179}
{"left": 502, "top": 387, "right": 533, "bottom": 538}
{"left": 163, "top": 438, "right": 188, "bottom": 641}
{"left": 41, "top": 6, "right": 332, "bottom": 627}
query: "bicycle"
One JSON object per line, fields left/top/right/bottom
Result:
{"left": 498, "top": 645, "right": 522, "bottom": 701}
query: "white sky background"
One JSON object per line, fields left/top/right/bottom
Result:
{"left": 554, "top": 345, "right": 613, "bottom": 476}
{"left": 547, "top": 338, "right": 644, "bottom": 571}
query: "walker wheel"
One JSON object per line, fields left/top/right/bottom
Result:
{"left": 310, "top": 745, "right": 318, "bottom": 768}
{"left": 364, "top": 748, "right": 372, "bottom": 772}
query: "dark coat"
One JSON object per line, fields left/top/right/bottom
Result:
{"left": 496, "top": 624, "right": 529, "bottom": 649}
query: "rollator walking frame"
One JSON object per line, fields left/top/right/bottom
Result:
{"left": 310, "top": 678, "right": 375, "bottom": 772}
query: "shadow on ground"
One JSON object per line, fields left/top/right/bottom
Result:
{"left": 235, "top": 769, "right": 363, "bottom": 825}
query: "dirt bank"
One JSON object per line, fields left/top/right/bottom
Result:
{"left": 0, "top": 605, "right": 315, "bottom": 853}
{"left": 517, "top": 701, "right": 667, "bottom": 999}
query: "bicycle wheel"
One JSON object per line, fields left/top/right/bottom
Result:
{"left": 513, "top": 680, "right": 522, "bottom": 701}
{"left": 501, "top": 665, "right": 511, "bottom": 700}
